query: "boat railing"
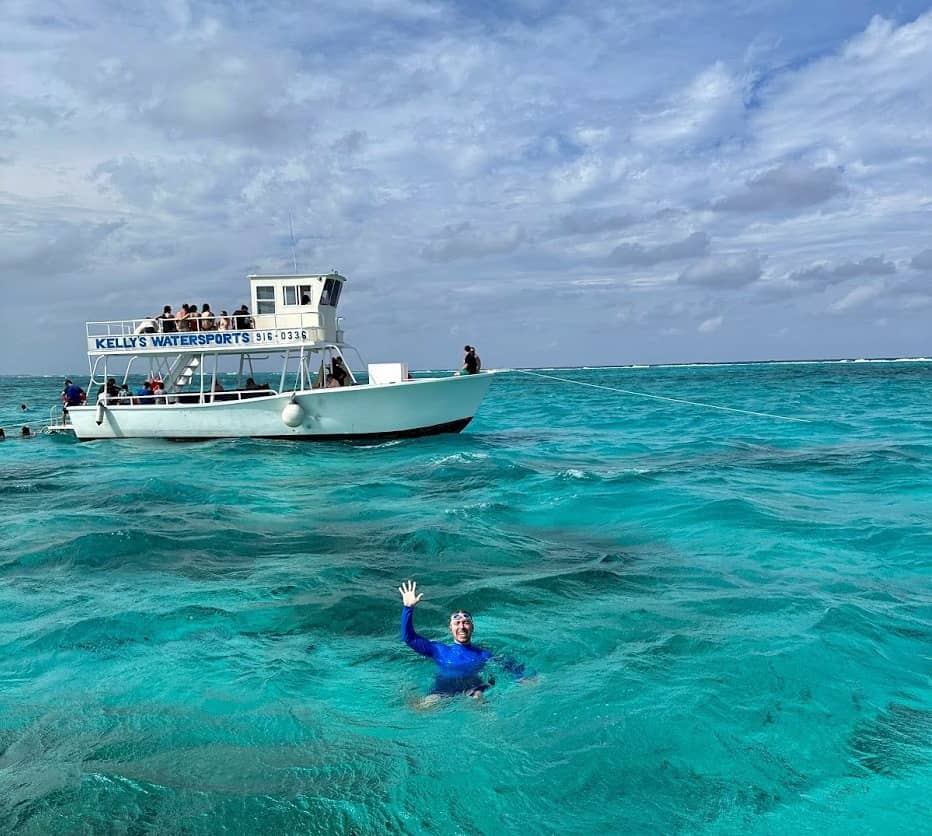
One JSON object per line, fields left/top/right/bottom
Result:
{"left": 86, "top": 312, "right": 332, "bottom": 341}
{"left": 95, "top": 387, "right": 280, "bottom": 407}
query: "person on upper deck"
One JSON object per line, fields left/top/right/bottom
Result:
{"left": 200, "top": 303, "right": 215, "bottom": 330}
{"left": 217, "top": 310, "right": 230, "bottom": 331}
{"left": 158, "top": 305, "right": 177, "bottom": 333}
{"left": 135, "top": 316, "right": 157, "bottom": 334}
{"left": 233, "top": 305, "right": 253, "bottom": 329}
{"left": 185, "top": 303, "right": 200, "bottom": 332}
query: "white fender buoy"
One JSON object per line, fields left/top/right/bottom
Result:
{"left": 95, "top": 400, "right": 106, "bottom": 425}
{"left": 281, "top": 397, "right": 305, "bottom": 428}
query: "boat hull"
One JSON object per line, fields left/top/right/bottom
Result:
{"left": 65, "top": 373, "right": 493, "bottom": 441}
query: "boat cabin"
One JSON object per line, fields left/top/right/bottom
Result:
{"left": 250, "top": 273, "right": 345, "bottom": 339}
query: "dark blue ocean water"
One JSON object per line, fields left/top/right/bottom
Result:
{"left": 1, "top": 362, "right": 930, "bottom": 834}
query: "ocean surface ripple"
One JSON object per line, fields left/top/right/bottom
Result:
{"left": 1, "top": 362, "right": 930, "bottom": 834}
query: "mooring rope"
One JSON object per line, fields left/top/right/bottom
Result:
{"left": 510, "top": 369, "right": 812, "bottom": 424}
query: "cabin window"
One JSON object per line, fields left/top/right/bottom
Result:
{"left": 256, "top": 285, "right": 276, "bottom": 315}
{"left": 284, "top": 284, "right": 313, "bottom": 306}
{"left": 320, "top": 278, "right": 342, "bottom": 307}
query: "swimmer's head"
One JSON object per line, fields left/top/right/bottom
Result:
{"left": 449, "top": 610, "right": 474, "bottom": 645}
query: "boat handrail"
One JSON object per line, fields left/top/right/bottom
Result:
{"left": 93, "top": 387, "right": 281, "bottom": 407}
{"left": 86, "top": 312, "right": 328, "bottom": 338}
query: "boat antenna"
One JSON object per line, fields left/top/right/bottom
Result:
{"left": 288, "top": 211, "right": 298, "bottom": 274}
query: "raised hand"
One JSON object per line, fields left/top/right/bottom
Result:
{"left": 398, "top": 579, "right": 424, "bottom": 607}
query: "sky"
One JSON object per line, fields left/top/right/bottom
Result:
{"left": 2, "top": 0, "right": 931, "bottom": 373}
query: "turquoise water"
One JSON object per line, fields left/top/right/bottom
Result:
{"left": 1, "top": 362, "right": 930, "bottom": 834}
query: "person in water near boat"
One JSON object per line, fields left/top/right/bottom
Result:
{"left": 462, "top": 345, "right": 481, "bottom": 375}
{"left": 398, "top": 580, "right": 528, "bottom": 703}
{"left": 21, "top": 426, "right": 31, "bottom": 437}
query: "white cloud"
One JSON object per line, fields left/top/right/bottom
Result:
{"left": 679, "top": 252, "right": 762, "bottom": 288}
{"left": 698, "top": 315, "right": 724, "bottom": 333}
{"left": 829, "top": 281, "right": 886, "bottom": 313}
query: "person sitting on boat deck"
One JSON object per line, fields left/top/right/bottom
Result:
{"left": 233, "top": 305, "right": 254, "bottom": 330}
{"left": 243, "top": 377, "right": 270, "bottom": 397}
{"left": 157, "top": 305, "right": 177, "bottom": 333}
{"left": 133, "top": 381, "right": 155, "bottom": 405}
{"left": 398, "top": 580, "right": 528, "bottom": 700}
{"left": 200, "top": 303, "right": 215, "bottom": 330}
{"left": 462, "top": 345, "right": 481, "bottom": 375}
{"left": 135, "top": 316, "right": 157, "bottom": 334}
{"left": 325, "top": 373, "right": 341, "bottom": 388}
{"left": 330, "top": 356, "right": 349, "bottom": 386}
{"left": 185, "top": 303, "right": 201, "bottom": 332}
{"left": 97, "top": 377, "right": 121, "bottom": 403}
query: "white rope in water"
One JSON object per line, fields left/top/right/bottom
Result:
{"left": 510, "top": 369, "right": 812, "bottom": 424}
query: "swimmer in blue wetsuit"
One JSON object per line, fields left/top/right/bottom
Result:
{"left": 398, "top": 579, "right": 526, "bottom": 700}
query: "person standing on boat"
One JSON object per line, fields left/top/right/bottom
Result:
{"left": 462, "top": 345, "right": 481, "bottom": 375}
{"left": 398, "top": 580, "right": 527, "bottom": 701}
{"left": 61, "top": 379, "right": 85, "bottom": 422}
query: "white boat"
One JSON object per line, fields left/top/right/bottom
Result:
{"left": 52, "top": 272, "right": 493, "bottom": 441}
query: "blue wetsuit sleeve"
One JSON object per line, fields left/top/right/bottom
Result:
{"left": 401, "top": 606, "right": 438, "bottom": 658}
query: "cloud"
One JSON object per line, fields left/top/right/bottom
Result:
{"left": 634, "top": 61, "right": 747, "bottom": 149}
{"left": 829, "top": 281, "right": 886, "bottom": 313}
{"left": 0, "top": 218, "right": 124, "bottom": 276}
{"left": 911, "top": 248, "right": 932, "bottom": 270}
{"left": 789, "top": 256, "right": 896, "bottom": 286}
{"left": 713, "top": 161, "right": 846, "bottom": 212}
{"left": 548, "top": 207, "right": 637, "bottom": 238}
{"left": 678, "top": 252, "right": 762, "bottom": 288}
{"left": 606, "top": 231, "right": 709, "bottom": 267}
{"left": 420, "top": 222, "right": 525, "bottom": 262}
{"left": 698, "top": 315, "right": 724, "bottom": 333}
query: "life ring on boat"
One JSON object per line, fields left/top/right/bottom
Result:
{"left": 281, "top": 397, "right": 305, "bottom": 428}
